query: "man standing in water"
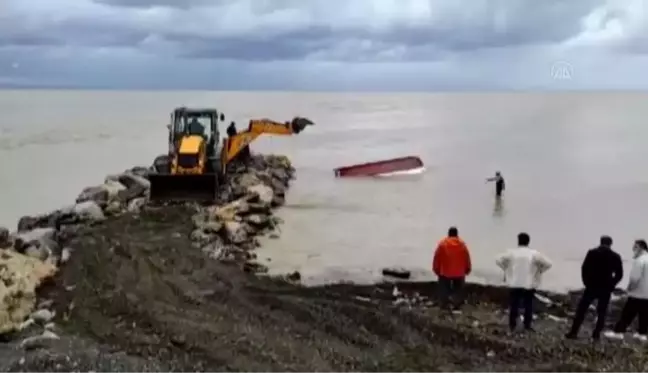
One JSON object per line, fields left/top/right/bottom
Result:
{"left": 565, "top": 235, "right": 624, "bottom": 341}
{"left": 486, "top": 171, "right": 505, "bottom": 198}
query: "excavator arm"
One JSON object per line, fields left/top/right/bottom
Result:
{"left": 220, "top": 117, "right": 314, "bottom": 170}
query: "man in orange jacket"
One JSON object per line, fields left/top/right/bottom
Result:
{"left": 433, "top": 226, "right": 472, "bottom": 311}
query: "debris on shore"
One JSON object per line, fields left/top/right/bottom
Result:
{"left": 0, "top": 153, "right": 647, "bottom": 371}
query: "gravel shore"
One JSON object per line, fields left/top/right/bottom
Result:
{"left": 0, "top": 204, "right": 643, "bottom": 371}
{"left": 1, "top": 154, "right": 647, "bottom": 372}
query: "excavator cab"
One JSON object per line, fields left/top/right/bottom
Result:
{"left": 167, "top": 108, "right": 222, "bottom": 170}
{"left": 150, "top": 108, "right": 225, "bottom": 202}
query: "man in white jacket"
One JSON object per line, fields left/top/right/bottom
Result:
{"left": 604, "top": 239, "right": 648, "bottom": 342}
{"left": 495, "top": 232, "right": 553, "bottom": 332}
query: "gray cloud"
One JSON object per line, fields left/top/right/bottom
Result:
{"left": 1, "top": 0, "right": 647, "bottom": 90}
{"left": 167, "top": 32, "right": 330, "bottom": 61}
{"left": 93, "top": 0, "right": 224, "bottom": 9}
{"left": 0, "top": 0, "right": 621, "bottom": 62}
{"left": 93, "top": 0, "right": 311, "bottom": 11}
{"left": 136, "top": 0, "right": 601, "bottom": 61}
{"left": 0, "top": 34, "right": 62, "bottom": 48}
{"left": 220, "top": 2, "right": 598, "bottom": 61}
{"left": 0, "top": 25, "right": 148, "bottom": 49}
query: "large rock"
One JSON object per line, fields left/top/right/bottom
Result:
{"left": 19, "top": 330, "right": 60, "bottom": 350}
{"left": 14, "top": 227, "right": 59, "bottom": 259}
{"left": 201, "top": 238, "right": 226, "bottom": 260}
{"left": 247, "top": 184, "right": 274, "bottom": 206}
{"left": 25, "top": 245, "right": 51, "bottom": 261}
{"left": 104, "top": 201, "right": 124, "bottom": 216}
{"left": 191, "top": 212, "right": 208, "bottom": 227}
{"left": 269, "top": 178, "right": 288, "bottom": 197}
{"left": 120, "top": 173, "right": 151, "bottom": 191}
{"left": 76, "top": 180, "right": 126, "bottom": 206}
{"left": 30, "top": 308, "right": 55, "bottom": 324}
{"left": 270, "top": 168, "right": 290, "bottom": 184}
{"left": 75, "top": 186, "right": 109, "bottom": 205}
{"left": 200, "top": 220, "right": 224, "bottom": 234}
{"left": 271, "top": 195, "right": 286, "bottom": 207}
{"left": 16, "top": 204, "right": 97, "bottom": 232}
{"left": 190, "top": 214, "right": 224, "bottom": 247}
{"left": 0, "top": 227, "right": 9, "bottom": 248}
{"left": 224, "top": 221, "right": 249, "bottom": 244}
{"left": 15, "top": 227, "right": 56, "bottom": 246}
{"left": 127, "top": 197, "right": 147, "bottom": 213}
{"left": 191, "top": 211, "right": 223, "bottom": 232}
{"left": 115, "top": 190, "right": 134, "bottom": 205}
{"left": 103, "top": 179, "right": 128, "bottom": 197}
{"left": 243, "top": 261, "right": 269, "bottom": 274}
{"left": 265, "top": 154, "right": 292, "bottom": 169}
{"left": 125, "top": 166, "right": 151, "bottom": 180}
{"left": 207, "top": 196, "right": 253, "bottom": 221}
{"left": 16, "top": 214, "right": 55, "bottom": 232}
{"left": 0, "top": 250, "right": 58, "bottom": 335}
{"left": 116, "top": 187, "right": 145, "bottom": 204}
{"left": 237, "top": 173, "right": 262, "bottom": 189}
{"left": 190, "top": 229, "right": 217, "bottom": 246}
{"left": 106, "top": 172, "right": 151, "bottom": 203}
{"left": 71, "top": 200, "right": 106, "bottom": 222}
{"left": 247, "top": 202, "right": 271, "bottom": 214}
{"left": 247, "top": 154, "right": 268, "bottom": 170}
{"left": 244, "top": 214, "right": 271, "bottom": 228}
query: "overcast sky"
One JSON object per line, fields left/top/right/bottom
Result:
{"left": 0, "top": 0, "right": 647, "bottom": 90}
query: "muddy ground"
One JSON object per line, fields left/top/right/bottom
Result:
{"left": 4, "top": 205, "right": 648, "bottom": 372}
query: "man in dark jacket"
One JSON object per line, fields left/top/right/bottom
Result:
{"left": 187, "top": 117, "right": 205, "bottom": 136}
{"left": 486, "top": 171, "right": 505, "bottom": 198}
{"left": 226, "top": 121, "right": 237, "bottom": 138}
{"left": 565, "top": 235, "right": 624, "bottom": 341}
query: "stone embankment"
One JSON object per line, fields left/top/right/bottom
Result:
{"left": 0, "top": 153, "right": 647, "bottom": 371}
{"left": 0, "top": 154, "right": 296, "bottom": 366}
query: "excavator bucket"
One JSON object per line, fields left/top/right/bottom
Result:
{"left": 148, "top": 173, "right": 218, "bottom": 203}
{"left": 290, "top": 117, "right": 314, "bottom": 134}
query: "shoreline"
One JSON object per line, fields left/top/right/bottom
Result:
{"left": 0, "top": 153, "right": 646, "bottom": 371}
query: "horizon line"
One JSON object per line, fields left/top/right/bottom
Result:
{"left": 1, "top": 86, "right": 648, "bottom": 94}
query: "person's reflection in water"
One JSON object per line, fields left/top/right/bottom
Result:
{"left": 493, "top": 196, "right": 505, "bottom": 217}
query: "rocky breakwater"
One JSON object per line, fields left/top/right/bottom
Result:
{"left": 189, "top": 154, "right": 295, "bottom": 274}
{"left": 0, "top": 153, "right": 295, "bottom": 370}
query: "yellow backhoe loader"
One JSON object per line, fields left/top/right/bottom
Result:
{"left": 149, "top": 107, "right": 314, "bottom": 202}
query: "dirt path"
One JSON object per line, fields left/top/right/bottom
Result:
{"left": 0, "top": 204, "right": 634, "bottom": 371}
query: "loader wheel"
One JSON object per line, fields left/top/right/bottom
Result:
{"left": 153, "top": 154, "right": 170, "bottom": 174}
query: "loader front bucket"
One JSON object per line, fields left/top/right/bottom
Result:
{"left": 149, "top": 173, "right": 218, "bottom": 203}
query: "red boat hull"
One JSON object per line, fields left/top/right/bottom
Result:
{"left": 334, "top": 156, "right": 424, "bottom": 177}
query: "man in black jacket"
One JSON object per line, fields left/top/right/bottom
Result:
{"left": 486, "top": 171, "right": 506, "bottom": 198}
{"left": 565, "top": 235, "right": 624, "bottom": 341}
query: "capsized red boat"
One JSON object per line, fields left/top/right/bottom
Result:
{"left": 334, "top": 156, "right": 425, "bottom": 177}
